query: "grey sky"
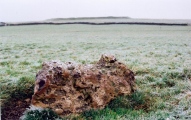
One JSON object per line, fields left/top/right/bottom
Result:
{"left": 0, "top": 0, "right": 191, "bottom": 22}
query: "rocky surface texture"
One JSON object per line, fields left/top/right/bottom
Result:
{"left": 31, "top": 54, "right": 136, "bottom": 115}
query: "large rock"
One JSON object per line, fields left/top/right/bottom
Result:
{"left": 31, "top": 54, "right": 136, "bottom": 115}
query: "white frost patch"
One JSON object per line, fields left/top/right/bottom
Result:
{"left": 20, "top": 105, "right": 44, "bottom": 120}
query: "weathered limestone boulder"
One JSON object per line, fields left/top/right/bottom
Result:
{"left": 31, "top": 54, "right": 136, "bottom": 115}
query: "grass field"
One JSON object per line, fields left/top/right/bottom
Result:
{"left": 0, "top": 24, "right": 191, "bottom": 119}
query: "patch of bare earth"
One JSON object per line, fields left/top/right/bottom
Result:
{"left": 1, "top": 98, "right": 31, "bottom": 120}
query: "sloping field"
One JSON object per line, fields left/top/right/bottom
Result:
{"left": 0, "top": 24, "right": 191, "bottom": 119}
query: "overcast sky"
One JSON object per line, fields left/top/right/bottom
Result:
{"left": 0, "top": 0, "right": 191, "bottom": 22}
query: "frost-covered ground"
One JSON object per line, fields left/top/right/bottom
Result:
{"left": 0, "top": 24, "right": 191, "bottom": 119}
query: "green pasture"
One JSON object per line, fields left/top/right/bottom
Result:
{"left": 0, "top": 24, "right": 191, "bottom": 119}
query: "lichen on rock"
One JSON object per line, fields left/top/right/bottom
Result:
{"left": 31, "top": 54, "right": 136, "bottom": 115}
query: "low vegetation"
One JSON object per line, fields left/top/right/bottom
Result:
{"left": 0, "top": 24, "right": 191, "bottom": 119}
